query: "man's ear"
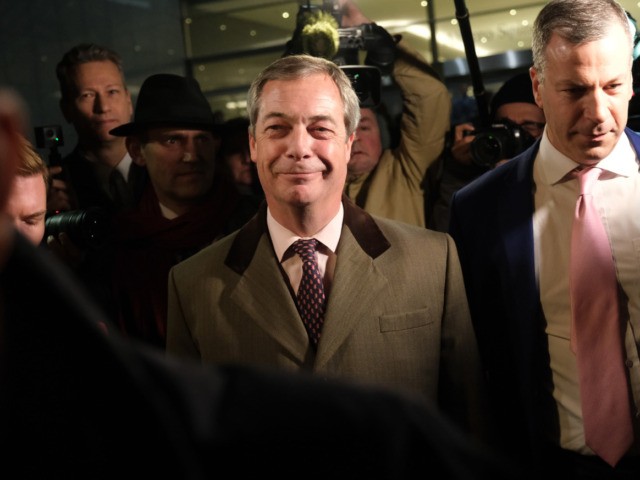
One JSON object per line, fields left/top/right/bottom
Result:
{"left": 126, "top": 136, "right": 146, "bottom": 166}
{"left": 248, "top": 130, "right": 258, "bottom": 164}
{"left": 530, "top": 67, "right": 544, "bottom": 110}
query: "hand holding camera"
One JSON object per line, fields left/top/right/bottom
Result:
{"left": 46, "top": 230, "right": 85, "bottom": 271}
{"left": 338, "top": 0, "right": 370, "bottom": 27}
{"left": 451, "top": 123, "right": 476, "bottom": 167}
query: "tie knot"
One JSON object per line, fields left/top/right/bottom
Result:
{"left": 576, "top": 166, "right": 602, "bottom": 195}
{"left": 292, "top": 238, "right": 318, "bottom": 260}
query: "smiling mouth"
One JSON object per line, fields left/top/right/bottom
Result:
{"left": 283, "top": 171, "right": 318, "bottom": 176}
{"left": 586, "top": 131, "right": 608, "bottom": 141}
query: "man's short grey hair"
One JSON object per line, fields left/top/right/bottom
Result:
{"left": 246, "top": 54, "right": 361, "bottom": 139}
{"left": 532, "top": 0, "right": 633, "bottom": 83}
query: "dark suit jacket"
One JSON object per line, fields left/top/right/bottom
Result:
{"left": 448, "top": 128, "right": 640, "bottom": 466}
{"left": 58, "top": 146, "right": 148, "bottom": 214}
{"left": 0, "top": 230, "right": 521, "bottom": 479}
{"left": 167, "top": 196, "right": 488, "bottom": 435}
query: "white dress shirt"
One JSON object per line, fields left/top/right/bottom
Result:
{"left": 267, "top": 204, "right": 343, "bottom": 295}
{"left": 533, "top": 130, "right": 640, "bottom": 454}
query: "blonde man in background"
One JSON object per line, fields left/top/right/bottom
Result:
{"left": 3, "top": 134, "right": 49, "bottom": 245}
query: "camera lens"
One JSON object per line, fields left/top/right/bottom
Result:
{"left": 44, "top": 128, "right": 57, "bottom": 140}
{"left": 45, "top": 207, "right": 110, "bottom": 249}
{"left": 471, "top": 133, "right": 504, "bottom": 167}
{"left": 469, "top": 120, "right": 537, "bottom": 168}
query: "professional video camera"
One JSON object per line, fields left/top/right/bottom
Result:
{"left": 284, "top": 0, "right": 396, "bottom": 108}
{"left": 45, "top": 207, "right": 111, "bottom": 250}
{"left": 465, "top": 119, "right": 536, "bottom": 168}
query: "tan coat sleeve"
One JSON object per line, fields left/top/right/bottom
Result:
{"left": 350, "top": 37, "right": 452, "bottom": 227}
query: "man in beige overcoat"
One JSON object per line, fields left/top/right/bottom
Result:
{"left": 166, "top": 54, "right": 488, "bottom": 439}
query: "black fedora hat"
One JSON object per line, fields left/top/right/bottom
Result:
{"left": 110, "top": 73, "right": 217, "bottom": 136}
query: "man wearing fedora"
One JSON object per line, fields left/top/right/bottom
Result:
{"left": 101, "top": 73, "right": 253, "bottom": 349}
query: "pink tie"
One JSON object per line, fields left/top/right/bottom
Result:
{"left": 569, "top": 166, "right": 633, "bottom": 467}
{"left": 292, "top": 239, "right": 325, "bottom": 346}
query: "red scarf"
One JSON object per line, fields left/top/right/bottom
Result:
{"left": 110, "top": 177, "right": 238, "bottom": 348}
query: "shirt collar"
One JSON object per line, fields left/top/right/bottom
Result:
{"left": 268, "top": 203, "right": 344, "bottom": 262}
{"left": 115, "top": 152, "right": 132, "bottom": 180}
{"left": 537, "top": 130, "right": 638, "bottom": 186}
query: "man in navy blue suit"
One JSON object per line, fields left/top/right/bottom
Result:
{"left": 449, "top": 0, "right": 640, "bottom": 478}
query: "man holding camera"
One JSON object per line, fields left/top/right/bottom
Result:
{"left": 44, "top": 43, "right": 147, "bottom": 310}
{"left": 425, "top": 72, "right": 546, "bottom": 232}
{"left": 4, "top": 132, "right": 49, "bottom": 246}
{"left": 340, "top": 0, "right": 451, "bottom": 228}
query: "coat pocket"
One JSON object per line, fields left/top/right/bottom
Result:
{"left": 379, "top": 308, "right": 435, "bottom": 333}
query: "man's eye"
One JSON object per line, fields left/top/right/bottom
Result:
{"left": 265, "top": 125, "right": 289, "bottom": 136}
{"left": 565, "top": 87, "right": 584, "bottom": 96}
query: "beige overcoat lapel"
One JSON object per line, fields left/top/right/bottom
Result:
{"left": 228, "top": 235, "right": 310, "bottom": 361}
{"left": 315, "top": 227, "right": 390, "bottom": 369}
{"left": 223, "top": 196, "right": 391, "bottom": 367}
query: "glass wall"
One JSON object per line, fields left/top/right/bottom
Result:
{"left": 182, "top": 0, "right": 640, "bottom": 122}
{"left": 0, "top": 0, "right": 186, "bottom": 156}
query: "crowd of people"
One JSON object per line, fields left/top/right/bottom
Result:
{"left": 1, "top": 0, "right": 639, "bottom": 478}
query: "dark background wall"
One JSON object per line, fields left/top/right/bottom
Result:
{"left": 0, "top": 0, "right": 186, "bottom": 158}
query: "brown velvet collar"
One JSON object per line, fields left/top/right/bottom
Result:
{"left": 224, "top": 194, "right": 390, "bottom": 275}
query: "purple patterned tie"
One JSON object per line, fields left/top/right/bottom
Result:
{"left": 292, "top": 238, "right": 326, "bottom": 346}
{"left": 569, "top": 166, "right": 633, "bottom": 466}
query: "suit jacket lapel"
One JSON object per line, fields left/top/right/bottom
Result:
{"left": 625, "top": 127, "right": 640, "bottom": 157}
{"left": 315, "top": 226, "right": 390, "bottom": 368}
{"left": 499, "top": 145, "right": 537, "bottom": 296}
{"left": 315, "top": 197, "right": 391, "bottom": 367}
{"left": 229, "top": 235, "right": 310, "bottom": 359}
{"left": 224, "top": 197, "right": 392, "bottom": 366}
{"left": 494, "top": 142, "right": 558, "bottom": 442}
{"left": 225, "top": 204, "right": 309, "bottom": 360}
{"left": 498, "top": 145, "right": 542, "bottom": 367}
